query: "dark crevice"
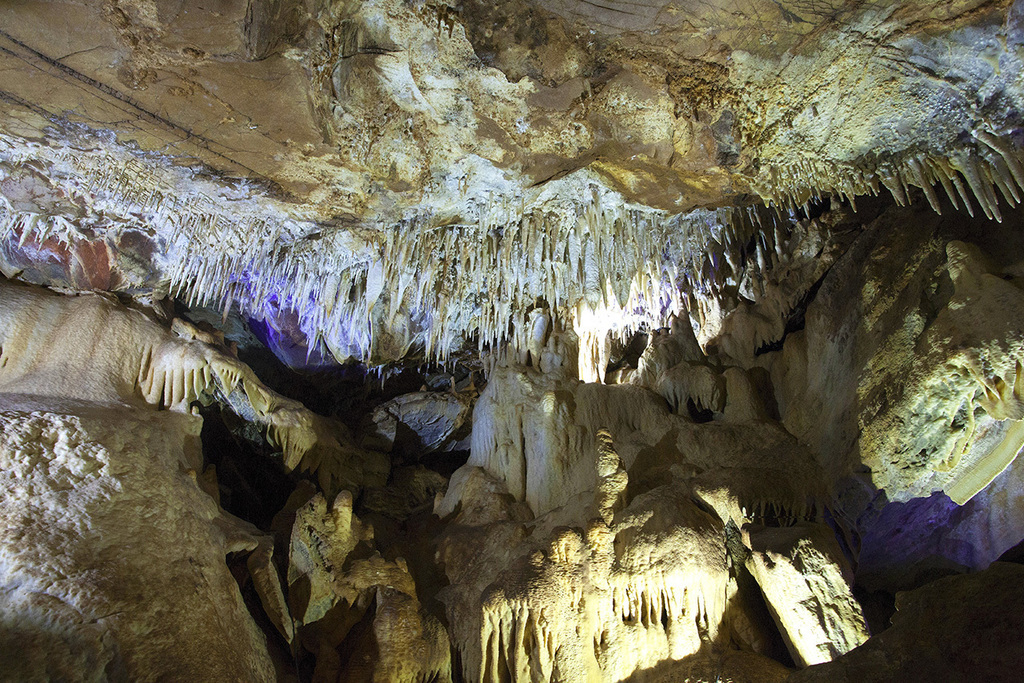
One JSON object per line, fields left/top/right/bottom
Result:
{"left": 724, "top": 521, "right": 794, "bottom": 668}
{"left": 686, "top": 397, "right": 715, "bottom": 423}
{"left": 754, "top": 251, "right": 831, "bottom": 356}
{"left": 794, "top": 195, "right": 833, "bottom": 221}
{"left": 198, "top": 403, "right": 297, "bottom": 530}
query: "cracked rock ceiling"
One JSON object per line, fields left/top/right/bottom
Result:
{"left": 1, "top": 0, "right": 1023, "bottom": 366}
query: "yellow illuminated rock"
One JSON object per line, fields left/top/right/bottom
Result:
{"left": 1, "top": 0, "right": 1024, "bottom": 680}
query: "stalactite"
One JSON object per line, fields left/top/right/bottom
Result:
{"left": 5, "top": 129, "right": 1024, "bottom": 369}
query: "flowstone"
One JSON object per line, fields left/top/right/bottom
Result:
{"left": 438, "top": 468, "right": 732, "bottom": 682}
{"left": 3, "top": 2, "right": 1024, "bottom": 679}
{"left": 0, "top": 279, "right": 387, "bottom": 679}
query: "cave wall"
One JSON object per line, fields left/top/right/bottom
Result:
{"left": 2, "top": 194, "right": 1024, "bottom": 681}
{"left": 2, "top": 1, "right": 1024, "bottom": 681}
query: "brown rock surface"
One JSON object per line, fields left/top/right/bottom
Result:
{"left": 3, "top": 1, "right": 1024, "bottom": 681}
{"left": 2, "top": 1, "right": 1022, "bottom": 364}
{"left": 789, "top": 562, "right": 1024, "bottom": 683}
{"left": 0, "top": 401, "right": 275, "bottom": 682}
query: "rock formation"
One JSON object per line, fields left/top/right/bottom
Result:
{"left": 1, "top": 0, "right": 1024, "bottom": 681}
{"left": 0, "top": 401, "right": 277, "bottom": 681}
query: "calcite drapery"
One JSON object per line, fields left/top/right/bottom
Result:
{"left": 2, "top": 0, "right": 1024, "bottom": 680}
{"left": 0, "top": 277, "right": 386, "bottom": 493}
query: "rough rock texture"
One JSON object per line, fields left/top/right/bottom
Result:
{"left": 3, "top": 0, "right": 1024, "bottom": 681}
{"left": 2, "top": 1, "right": 1024, "bottom": 365}
{"left": 436, "top": 361, "right": 859, "bottom": 680}
{"left": 287, "top": 490, "right": 451, "bottom": 683}
{"left": 0, "top": 278, "right": 392, "bottom": 679}
{"left": 0, "top": 401, "right": 275, "bottom": 682}
{"left": 3, "top": 195, "right": 1024, "bottom": 680}
{"left": 746, "top": 523, "right": 869, "bottom": 667}
{"left": 762, "top": 202, "right": 1024, "bottom": 505}
{"left": 857, "top": 448, "right": 1024, "bottom": 592}
{"left": 0, "top": 277, "right": 386, "bottom": 492}
{"left": 789, "top": 562, "right": 1024, "bottom": 683}
{"left": 447, "top": 357, "right": 826, "bottom": 523}
{"left": 439, "top": 473, "right": 733, "bottom": 682}
{"left": 363, "top": 391, "right": 472, "bottom": 457}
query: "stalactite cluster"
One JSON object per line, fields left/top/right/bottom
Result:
{"left": 3, "top": 0, "right": 1024, "bottom": 681}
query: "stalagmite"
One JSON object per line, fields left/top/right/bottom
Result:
{"left": 5, "top": 1, "right": 1024, "bottom": 680}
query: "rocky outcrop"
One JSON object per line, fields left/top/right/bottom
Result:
{"left": 287, "top": 490, "right": 451, "bottom": 683}
{"left": 789, "top": 562, "right": 1024, "bottom": 683}
{"left": 3, "top": 196, "right": 1024, "bottom": 680}
{"left": 363, "top": 391, "right": 473, "bottom": 457}
{"left": 750, "top": 201, "right": 1024, "bottom": 506}
{"left": 0, "top": 278, "right": 387, "bottom": 679}
{"left": 3, "top": 1, "right": 1024, "bottom": 681}
{"left": 746, "top": 524, "right": 869, "bottom": 667}
{"left": 0, "top": 401, "right": 276, "bottom": 682}
{"left": 438, "top": 471, "right": 733, "bottom": 682}
{"left": 0, "top": 277, "right": 386, "bottom": 493}
{"left": 3, "top": 1, "right": 1024, "bottom": 367}
{"left": 436, "top": 359, "right": 860, "bottom": 680}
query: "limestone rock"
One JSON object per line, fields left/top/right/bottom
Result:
{"left": 361, "top": 465, "right": 449, "bottom": 521}
{"left": 592, "top": 428, "right": 628, "bottom": 525}
{"left": 457, "top": 363, "right": 671, "bottom": 516}
{"left": 433, "top": 465, "right": 533, "bottom": 527}
{"left": 3, "top": 1, "right": 1023, "bottom": 367}
{"left": 456, "top": 362, "right": 827, "bottom": 524}
{"left": 694, "top": 212, "right": 849, "bottom": 365}
{"left": 364, "top": 391, "right": 472, "bottom": 456}
{"left": 0, "top": 402, "right": 275, "bottom": 682}
{"left": 721, "top": 367, "right": 774, "bottom": 423}
{"left": 632, "top": 314, "right": 706, "bottom": 389}
{"left": 0, "top": 277, "right": 386, "bottom": 492}
{"left": 369, "top": 586, "right": 453, "bottom": 683}
{"left": 4, "top": 0, "right": 1024, "bottom": 680}
{"left": 789, "top": 562, "right": 1024, "bottom": 683}
{"left": 288, "top": 490, "right": 374, "bottom": 627}
{"left": 287, "top": 491, "right": 451, "bottom": 682}
{"left": 437, "top": 379, "right": 838, "bottom": 680}
{"left": 247, "top": 540, "right": 295, "bottom": 644}
{"left": 649, "top": 649, "right": 792, "bottom": 683}
{"left": 657, "top": 361, "right": 725, "bottom": 417}
{"left": 856, "top": 439, "right": 1024, "bottom": 594}
{"left": 768, "top": 205, "right": 1024, "bottom": 506}
{"left": 746, "top": 523, "right": 869, "bottom": 667}
{"left": 438, "top": 482, "right": 730, "bottom": 683}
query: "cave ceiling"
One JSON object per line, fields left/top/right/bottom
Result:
{"left": 6, "top": 3, "right": 1024, "bottom": 680}
{"left": 0, "top": 0, "right": 1022, "bottom": 365}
